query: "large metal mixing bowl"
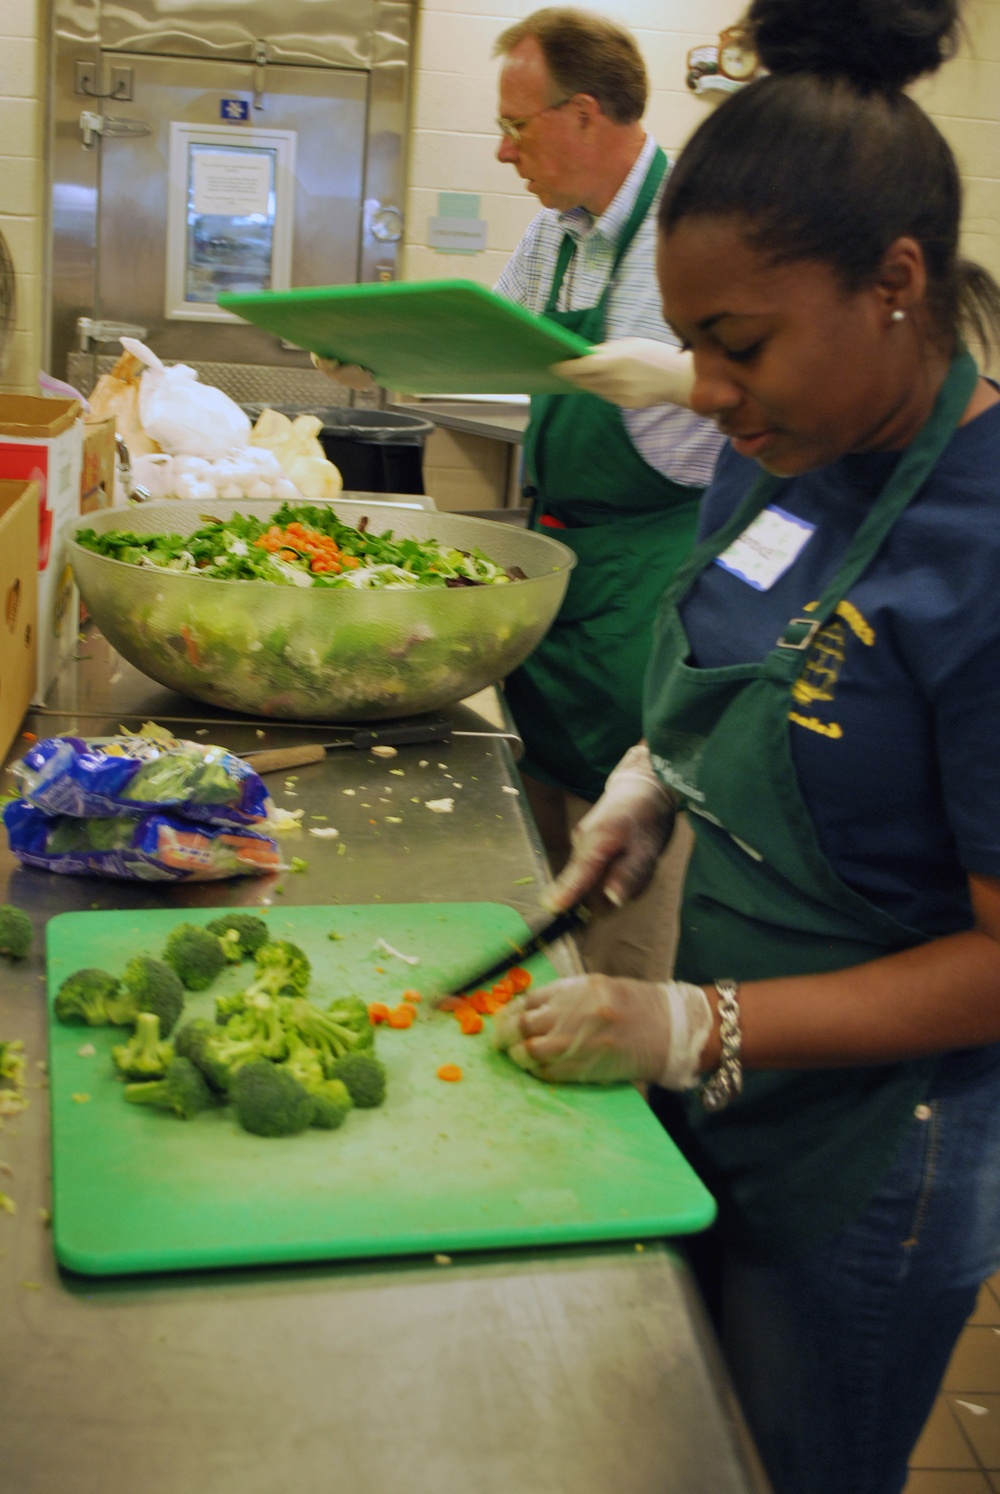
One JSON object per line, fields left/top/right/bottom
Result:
{"left": 68, "top": 499, "right": 575, "bottom": 721}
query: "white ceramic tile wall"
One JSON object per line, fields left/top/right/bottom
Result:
{"left": 0, "top": 0, "right": 997, "bottom": 393}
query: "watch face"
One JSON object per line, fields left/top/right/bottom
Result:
{"left": 719, "top": 43, "right": 756, "bottom": 79}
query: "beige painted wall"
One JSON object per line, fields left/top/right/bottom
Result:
{"left": 1, "top": 0, "right": 997, "bottom": 399}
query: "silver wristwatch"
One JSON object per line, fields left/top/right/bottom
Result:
{"left": 700, "top": 979, "right": 743, "bottom": 1112}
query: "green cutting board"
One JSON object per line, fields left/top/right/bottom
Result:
{"left": 46, "top": 904, "right": 715, "bottom": 1277}
{"left": 217, "top": 280, "right": 592, "bottom": 395}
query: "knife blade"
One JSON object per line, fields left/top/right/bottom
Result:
{"left": 434, "top": 902, "right": 591, "bottom": 1002}
{"left": 244, "top": 718, "right": 453, "bottom": 773}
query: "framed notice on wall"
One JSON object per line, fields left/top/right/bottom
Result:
{"left": 165, "top": 122, "right": 297, "bottom": 322}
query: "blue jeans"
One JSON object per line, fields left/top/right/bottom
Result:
{"left": 710, "top": 1057, "right": 1000, "bottom": 1494}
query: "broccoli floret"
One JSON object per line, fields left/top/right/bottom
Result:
{"left": 279, "top": 1036, "right": 325, "bottom": 1091}
{"left": 326, "top": 995, "right": 376, "bottom": 1051}
{"left": 112, "top": 1011, "right": 174, "bottom": 1081}
{"left": 230, "top": 1059, "right": 314, "bottom": 1137}
{"left": 283, "top": 997, "right": 364, "bottom": 1074}
{"left": 309, "top": 1078, "right": 353, "bottom": 1130}
{"left": 326, "top": 1051, "right": 387, "bottom": 1109}
{"left": 162, "top": 922, "right": 227, "bottom": 991}
{"left": 206, "top": 913, "right": 270, "bottom": 963}
{"left": 173, "top": 1016, "right": 225, "bottom": 1085}
{"left": 225, "top": 994, "right": 288, "bottom": 1060}
{"left": 124, "top": 1057, "right": 216, "bottom": 1119}
{"left": 0, "top": 905, "right": 32, "bottom": 961}
{"left": 214, "top": 991, "right": 248, "bottom": 1025}
{"left": 198, "top": 1028, "right": 264, "bottom": 1091}
{"left": 121, "top": 955, "right": 185, "bottom": 1036}
{"left": 246, "top": 940, "right": 311, "bottom": 999}
{"left": 54, "top": 968, "right": 132, "bottom": 1026}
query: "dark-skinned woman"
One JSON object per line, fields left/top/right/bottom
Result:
{"left": 494, "top": 3, "right": 1000, "bottom": 1491}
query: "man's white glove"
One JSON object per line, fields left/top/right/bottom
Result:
{"left": 310, "top": 351, "right": 377, "bottom": 393}
{"left": 492, "top": 974, "right": 713, "bottom": 1088}
{"left": 551, "top": 338, "right": 695, "bottom": 410}
{"left": 545, "top": 744, "right": 677, "bottom": 912}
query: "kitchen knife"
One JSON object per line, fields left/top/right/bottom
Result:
{"left": 434, "top": 902, "right": 591, "bottom": 1001}
{"left": 244, "top": 718, "right": 453, "bottom": 774}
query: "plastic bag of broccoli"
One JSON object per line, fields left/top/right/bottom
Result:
{"left": 2, "top": 800, "right": 281, "bottom": 882}
{"left": 12, "top": 733, "right": 271, "bottom": 827}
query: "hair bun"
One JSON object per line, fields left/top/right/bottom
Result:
{"left": 747, "top": 0, "right": 961, "bottom": 90}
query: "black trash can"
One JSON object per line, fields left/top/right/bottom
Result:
{"left": 244, "top": 405, "right": 433, "bottom": 495}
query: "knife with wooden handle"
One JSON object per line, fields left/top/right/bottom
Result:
{"left": 244, "top": 719, "right": 453, "bottom": 774}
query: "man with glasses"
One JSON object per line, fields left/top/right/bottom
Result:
{"left": 494, "top": 9, "right": 722, "bottom": 982}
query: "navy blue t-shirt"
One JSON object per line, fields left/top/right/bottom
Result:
{"left": 678, "top": 400, "right": 1000, "bottom": 942}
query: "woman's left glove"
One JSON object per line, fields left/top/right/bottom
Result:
{"left": 492, "top": 975, "right": 713, "bottom": 1088}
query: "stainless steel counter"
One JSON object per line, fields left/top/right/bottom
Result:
{"left": 0, "top": 627, "right": 769, "bottom": 1494}
{"left": 390, "top": 399, "right": 530, "bottom": 445}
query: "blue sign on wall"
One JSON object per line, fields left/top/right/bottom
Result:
{"left": 220, "top": 99, "right": 250, "bottom": 122}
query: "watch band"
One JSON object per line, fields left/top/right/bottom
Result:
{"left": 700, "top": 978, "right": 743, "bottom": 1112}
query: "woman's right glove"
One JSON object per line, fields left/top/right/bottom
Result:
{"left": 545, "top": 743, "right": 677, "bottom": 913}
{"left": 310, "top": 351, "right": 377, "bottom": 393}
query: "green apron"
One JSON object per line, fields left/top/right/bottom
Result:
{"left": 504, "top": 147, "right": 704, "bottom": 804}
{"left": 643, "top": 349, "right": 981, "bottom": 1254}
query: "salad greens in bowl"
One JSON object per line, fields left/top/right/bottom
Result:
{"left": 68, "top": 499, "right": 575, "bottom": 721}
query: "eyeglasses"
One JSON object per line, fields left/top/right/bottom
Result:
{"left": 496, "top": 96, "right": 575, "bottom": 145}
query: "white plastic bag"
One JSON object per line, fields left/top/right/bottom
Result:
{"left": 120, "top": 337, "right": 251, "bottom": 460}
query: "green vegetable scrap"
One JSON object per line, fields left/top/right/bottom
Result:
{"left": 0, "top": 1040, "right": 26, "bottom": 1088}
{"left": 0, "top": 906, "right": 31, "bottom": 961}
{"left": 288, "top": 857, "right": 308, "bottom": 874}
{"left": 112, "top": 1012, "right": 174, "bottom": 1081}
{"left": 162, "top": 923, "right": 227, "bottom": 991}
{"left": 125, "top": 1058, "right": 217, "bottom": 1120}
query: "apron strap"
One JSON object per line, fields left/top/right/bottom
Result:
{"left": 543, "top": 145, "right": 668, "bottom": 315}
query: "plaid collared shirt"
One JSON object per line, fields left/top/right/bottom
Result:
{"left": 494, "top": 134, "right": 724, "bottom": 487}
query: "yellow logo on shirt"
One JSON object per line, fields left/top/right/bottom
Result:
{"left": 788, "top": 600, "right": 874, "bottom": 738}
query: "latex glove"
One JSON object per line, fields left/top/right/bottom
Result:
{"left": 492, "top": 975, "right": 713, "bottom": 1088}
{"left": 551, "top": 338, "right": 695, "bottom": 410}
{"left": 545, "top": 744, "right": 677, "bottom": 913}
{"left": 310, "top": 350, "right": 377, "bottom": 393}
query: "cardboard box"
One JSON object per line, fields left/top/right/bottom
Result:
{"left": 0, "top": 480, "right": 39, "bottom": 764}
{"left": 0, "top": 396, "right": 84, "bottom": 704}
{"left": 81, "top": 415, "right": 116, "bottom": 514}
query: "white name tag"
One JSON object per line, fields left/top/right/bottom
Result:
{"left": 714, "top": 505, "right": 816, "bottom": 591}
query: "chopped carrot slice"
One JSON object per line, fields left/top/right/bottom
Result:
{"left": 458, "top": 1011, "right": 483, "bottom": 1035}
{"left": 491, "top": 977, "right": 515, "bottom": 1000}
{"left": 387, "top": 1004, "right": 415, "bottom": 1029}
{"left": 467, "top": 990, "right": 491, "bottom": 1014}
{"left": 368, "top": 1001, "right": 391, "bottom": 1024}
{"left": 437, "top": 996, "right": 463, "bottom": 1012}
{"left": 401, "top": 989, "right": 422, "bottom": 1004}
{"left": 508, "top": 968, "right": 533, "bottom": 993}
{"left": 437, "top": 1064, "right": 463, "bottom": 1082}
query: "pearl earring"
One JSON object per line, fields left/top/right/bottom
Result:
{"left": 890, "top": 309, "right": 906, "bottom": 322}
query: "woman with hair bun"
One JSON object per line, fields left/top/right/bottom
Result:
{"left": 496, "top": 2, "right": 1000, "bottom": 1489}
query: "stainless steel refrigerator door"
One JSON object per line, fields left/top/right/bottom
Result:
{"left": 78, "top": 56, "right": 367, "bottom": 370}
